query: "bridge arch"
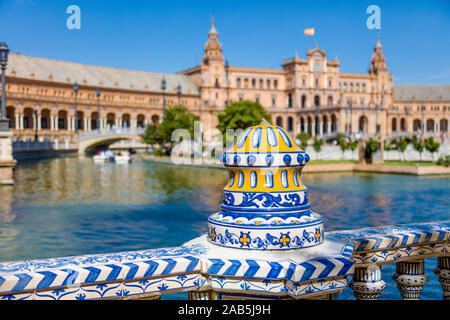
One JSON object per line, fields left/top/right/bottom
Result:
{"left": 77, "top": 128, "right": 145, "bottom": 155}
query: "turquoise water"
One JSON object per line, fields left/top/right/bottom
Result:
{"left": 0, "top": 157, "right": 448, "bottom": 299}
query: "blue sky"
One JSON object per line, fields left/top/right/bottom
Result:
{"left": 1, "top": 0, "right": 449, "bottom": 84}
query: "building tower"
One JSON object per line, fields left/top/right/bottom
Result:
{"left": 368, "top": 34, "right": 392, "bottom": 137}
{"left": 368, "top": 34, "right": 388, "bottom": 75}
{"left": 200, "top": 17, "right": 227, "bottom": 108}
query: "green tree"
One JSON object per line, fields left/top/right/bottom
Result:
{"left": 424, "top": 137, "right": 440, "bottom": 161}
{"left": 217, "top": 100, "right": 272, "bottom": 135}
{"left": 141, "top": 123, "right": 162, "bottom": 147}
{"left": 412, "top": 135, "right": 425, "bottom": 161}
{"left": 334, "top": 133, "right": 348, "bottom": 159}
{"left": 365, "top": 138, "right": 380, "bottom": 163}
{"left": 348, "top": 140, "right": 359, "bottom": 159}
{"left": 140, "top": 105, "right": 199, "bottom": 153}
{"left": 397, "top": 137, "right": 408, "bottom": 161}
{"left": 297, "top": 132, "right": 311, "bottom": 151}
{"left": 313, "top": 136, "right": 324, "bottom": 157}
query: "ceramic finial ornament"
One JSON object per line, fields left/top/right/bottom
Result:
{"left": 208, "top": 124, "right": 323, "bottom": 250}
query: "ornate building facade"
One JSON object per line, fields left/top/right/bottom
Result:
{"left": 2, "top": 20, "right": 449, "bottom": 142}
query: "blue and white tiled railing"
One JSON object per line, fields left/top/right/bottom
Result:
{"left": 0, "top": 221, "right": 449, "bottom": 300}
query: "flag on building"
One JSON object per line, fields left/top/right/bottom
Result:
{"left": 304, "top": 28, "right": 315, "bottom": 36}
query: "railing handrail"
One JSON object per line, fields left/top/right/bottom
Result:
{"left": 77, "top": 127, "right": 145, "bottom": 141}
{"left": 0, "top": 220, "right": 448, "bottom": 300}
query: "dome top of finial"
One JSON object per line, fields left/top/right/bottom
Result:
{"left": 208, "top": 125, "right": 323, "bottom": 251}
{"left": 376, "top": 34, "right": 382, "bottom": 49}
{"left": 228, "top": 124, "right": 303, "bottom": 154}
{"left": 209, "top": 15, "right": 218, "bottom": 35}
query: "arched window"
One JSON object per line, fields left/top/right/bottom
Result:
{"left": 327, "top": 96, "right": 333, "bottom": 107}
{"left": 288, "top": 94, "right": 293, "bottom": 108}
{"left": 359, "top": 116, "right": 368, "bottom": 133}
{"left": 244, "top": 78, "right": 249, "bottom": 88}
{"left": 122, "top": 113, "right": 131, "bottom": 128}
{"left": 314, "top": 95, "right": 320, "bottom": 107}
{"left": 76, "top": 111, "right": 84, "bottom": 130}
{"left": 259, "top": 79, "right": 263, "bottom": 89}
{"left": 106, "top": 113, "right": 115, "bottom": 127}
{"left": 58, "top": 110, "right": 67, "bottom": 130}
{"left": 266, "top": 79, "right": 271, "bottom": 89}
{"left": 287, "top": 117, "right": 293, "bottom": 132}
{"left": 301, "top": 95, "right": 306, "bottom": 108}
{"left": 41, "top": 109, "right": 51, "bottom": 129}
{"left": 274, "top": 80, "right": 278, "bottom": 89}
{"left": 331, "top": 114, "right": 337, "bottom": 133}
{"left": 236, "top": 78, "right": 241, "bottom": 88}
{"left": 276, "top": 116, "right": 283, "bottom": 128}
{"left": 323, "top": 115, "right": 328, "bottom": 134}
{"left": 440, "top": 119, "right": 448, "bottom": 132}
{"left": 413, "top": 119, "right": 421, "bottom": 131}
{"left": 400, "top": 118, "right": 406, "bottom": 131}
{"left": 251, "top": 79, "right": 256, "bottom": 88}
{"left": 137, "top": 114, "right": 145, "bottom": 128}
{"left": 392, "top": 118, "right": 397, "bottom": 132}
{"left": 426, "top": 119, "right": 434, "bottom": 132}
{"left": 307, "top": 117, "right": 312, "bottom": 135}
{"left": 91, "top": 112, "right": 99, "bottom": 130}
{"left": 6, "top": 106, "right": 15, "bottom": 129}
{"left": 151, "top": 114, "right": 160, "bottom": 124}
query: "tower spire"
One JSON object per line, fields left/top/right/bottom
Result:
{"left": 203, "top": 17, "right": 223, "bottom": 63}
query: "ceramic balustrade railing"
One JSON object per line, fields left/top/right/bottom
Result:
{"left": 328, "top": 220, "right": 450, "bottom": 300}
{"left": 0, "top": 220, "right": 448, "bottom": 300}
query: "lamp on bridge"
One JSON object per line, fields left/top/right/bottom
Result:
{"left": 96, "top": 87, "right": 101, "bottom": 130}
{"left": 198, "top": 86, "right": 202, "bottom": 116}
{"left": 34, "top": 105, "right": 40, "bottom": 141}
{"left": 0, "top": 42, "right": 9, "bottom": 131}
{"left": 224, "top": 59, "right": 230, "bottom": 106}
{"left": 161, "top": 78, "right": 166, "bottom": 115}
{"left": 73, "top": 82, "right": 79, "bottom": 134}
{"left": 177, "top": 84, "right": 182, "bottom": 105}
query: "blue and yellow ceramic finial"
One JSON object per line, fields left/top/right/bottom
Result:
{"left": 208, "top": 124, "right": 323, "bottom": 250}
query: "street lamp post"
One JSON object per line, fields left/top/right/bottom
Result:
{"left": 177, "top": 84, "right": 181, "bottom": 105}
{"left": 161, "top": 79, "right": 166, "bottom": 117}
{"left": 198, "top": 86, "right": 202, "bottom": 117}
{"left": 96, "top": 87, "right": 101, "bottom": 130}
{"left": 225, "top": 60, "right": 230, "bottom": 106}
{"left": 73, "top": 82, "right": 79, "bottom": 134}
{"left": 0, "top": 42, "right": 10, "bottom": 131}
{"left": 34, "top": 105, "right": 39, "bottom": 141}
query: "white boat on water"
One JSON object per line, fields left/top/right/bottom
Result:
{"left": 115, "top": 151, "right": 131, "bottom": 163}
{"left": 93, "top": 150, "right": 115, "bottom": 163}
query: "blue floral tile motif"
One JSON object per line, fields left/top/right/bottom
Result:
{"left": 279, "top": 232, "right": 291, "bottom": 248}
{"left": 239, "top": 232, "right": 251, "bottom": 247}
{"left": 157, "top": 283, "right": 169, "bottom": 291}
{"left": 115, "top": 289, "right": 129, "bottom": 297}
{"left": 210, "top": 227, "right": 323, "bottom": 250}
{"left": 75, "top": 293, "right": 86, "bottom": 300}
{"left": 209, "top": 227, "right": 217, "bottom": 241}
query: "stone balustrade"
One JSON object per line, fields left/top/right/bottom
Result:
{"left": 0, "top": 220, "right": 447, "bottom": 300}
{"left": 329, "top": 220, "right": 450, "bottom": 300}
{"left": 1, "top": 124, "right": 448, "bottom": 301}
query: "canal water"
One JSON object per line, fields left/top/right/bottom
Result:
{"left": 0, "top": 157, "right": 448, "bottom": 300}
